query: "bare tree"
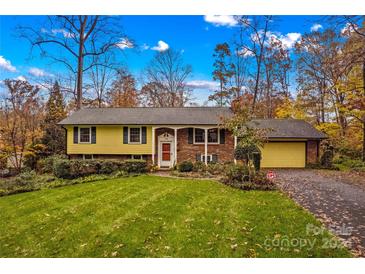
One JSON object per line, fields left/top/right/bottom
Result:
{"left": 18, "top": 16, "right": 129, "bottom": 110}
{"left": 236, "top": 15, "right": 273, "bottom": 112}
{"left": 88, "top": 53, "right": 117, "bottom": 107}
{"left": 143, "top": 48, "right": 192, "bottom": 107}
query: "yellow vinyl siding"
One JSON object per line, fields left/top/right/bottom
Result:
{"left": 260, "top": 142, "right": 306, "bottom": 168}
{"left": 66, "top": 125, "right": 152, "bottom": 155}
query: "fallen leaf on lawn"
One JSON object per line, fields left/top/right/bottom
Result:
{"left": 231, "top": 244, "right": 238, "bottom": 250}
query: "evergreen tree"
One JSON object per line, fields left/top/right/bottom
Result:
{"left": 209, "top": 43, "right": 234, "bottom": 106}
{"left": 41, "top": 81, "right": 67, "bottom": 155}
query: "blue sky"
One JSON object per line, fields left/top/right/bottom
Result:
{"left": 0, "top": 15, "right": 325, "bottom": 104}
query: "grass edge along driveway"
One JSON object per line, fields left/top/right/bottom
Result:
{"left": 0, "top": 175, "right": 351, "bottom": 258}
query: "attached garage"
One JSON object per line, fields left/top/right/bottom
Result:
{"left": 260, "top": 142, "right": 306, "bottom": 168}
{"left": 251, "top": 119, "right": 327, "bottom": 168}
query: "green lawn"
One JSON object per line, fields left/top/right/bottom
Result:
{"left": 0, "top": 175, "right": 351, "bottom": 258}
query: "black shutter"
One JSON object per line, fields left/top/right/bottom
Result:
{"left": 219, "top": 129, "right": 225, "bottom": 144}
{"left": 188, "top": 128, "right": 193, "bottom": 144}
{"left": 212, "top": 154, "right": 218, "bottom": 163}
{"left": 73, "top": 126, "right": 78, "bottom": 144}
{"left": 141, "top": 127, "right": 147, "bottom": 144}
{"left": 196, "top": 153, "right": 201, "bottom": 162}
{"left": 123, "top": 127, "right": 128, "bottom": 144}
{"left": 91, "top": 127, "right": 96, "bottom": 144}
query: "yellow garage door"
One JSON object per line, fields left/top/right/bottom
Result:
{"left": 260, "top": 142, "right": 306, "bottom": 168}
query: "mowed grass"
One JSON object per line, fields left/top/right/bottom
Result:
{"left": 0, "top": 175, "right": 351, "bottom": 258}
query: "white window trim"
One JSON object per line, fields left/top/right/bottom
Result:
{"left": 79, "top": 127, "right": 91, "bottom": 144}
{"left": 131, "top": 155, "right": 143, "bottom": 160}
{"left": 83, "top": 154, "right": 94, "bottom": 160}
{"left": 128, "top": 126, "right": 142, "bottom": 144}
{"left": 193, "top": 128, "right": 220, "bottom": 145}
{"left": 201, "top": 154, "right": 212, "bottom": 162}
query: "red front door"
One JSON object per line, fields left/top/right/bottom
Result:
{"left": 162, "top": 143, "right": 171, "bottom": 161}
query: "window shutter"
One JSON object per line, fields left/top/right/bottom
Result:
{"left": 188, "top": 128, "right": 193, "bottom": 144}
{"left": 219, "top": 129, "right": 225, "bottom": 144}
{"left": 141, "top": 127, "right": 147, "bottom": 144}
{"left": 73, "top": 127, "right": 78, "bottom": 144}
{"left": 196, "top": 153, "right": 201, "bottom": 162}
{"left": 123, "top": 127, "right": 129, "bottom": 144}
{"left": 212, "top": 154, "right": 218, "bottom": 163}
{"left": 91, "top": 127, "right": 96, "bottom": 144}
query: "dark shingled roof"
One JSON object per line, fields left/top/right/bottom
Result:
{"left": 59, "top": 107, "right": 327, "bottom": 139}
{"left": 58, "top": 107, "right": 233, "bottom": 125}
{"left": 250, "top": 119, "right": 327, "bottom": 139}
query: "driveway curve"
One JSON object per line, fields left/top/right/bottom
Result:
{"left": 275, "top": 169, "right": 365, "bottom": 257}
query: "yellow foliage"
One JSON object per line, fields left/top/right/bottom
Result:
{"left": 275, "top": 97, "right": 306, "bottom": 120}
{"left": 315, "top": 123, "right": 341, "bottom": 139}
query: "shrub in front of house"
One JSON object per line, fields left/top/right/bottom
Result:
{"left": 192, "top": 161, "right": 206, "bottom": 172}
{"left": 37, "top": 155, "right": 68, "bottom": 174}
{"left": 221, "top": 164, "right": 275, "bottom": 191}
{"left": 53, "top": 158, "right": 147, "bottom": 179}
{"left": 120, "top": 159, "right": 147, "bottom": 173}
{"left": 99, "top": 160, "right": 124, "bottom": 174}
{"left": 178, "top": 161, "right": 194, "bottom": 172}
{"left": 223, "top": 164, "right": 250, "bottom": 183}
{"left": 53, "top": 158, "right": 73, "bottom": 179}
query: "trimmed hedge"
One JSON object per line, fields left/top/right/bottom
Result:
{"left": 53, "top": 159, "right": 147, "bottom": 179}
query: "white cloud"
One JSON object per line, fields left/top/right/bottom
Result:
{"left": 278, "top": 32, "right": 301, "bottom": 49}
{"left": 310, "top": 24, "right": 323, "bottom": 32}
{"left": 186, "top": 80, "right": 219, "bottom": 90}
{"left": 204, "top": 15, "right": 238, "bottom": 27}
{"left": 116, "top": 38, "right": 134, "bottom": 49}
{"left": 251, "top": 31, "right": 301, "bottom": 49}
{"left": 151, "top": 40, "right": 169, "bottom": 52}
{"left": 16, "top": 75, "right": 27, "bottom": 81}
{"left": 341, "top": 23, "right": 358, "bottom": 36}
{"left": 51, "top": 29, "right": 74, "bottom": 38}
{"left": 28, "top": 67, "right": 52, "bottom": 77}
{"left": 0, "top": 56, "right": 16, "bottom": 72}
{"left": 236, "top": 48, "right": 254, "bottom": 57}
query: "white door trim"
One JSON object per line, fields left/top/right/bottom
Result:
{"left": 158, "top": 132, "right": 175, "bottom": 168}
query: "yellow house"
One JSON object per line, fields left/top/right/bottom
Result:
{"left": 59, "top": 107, "right": 327, "bottom": 168}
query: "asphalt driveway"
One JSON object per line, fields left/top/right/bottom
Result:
{"left": 275, "top": 169, "right": 365, "bottom": 257}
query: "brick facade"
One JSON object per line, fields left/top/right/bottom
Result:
{"left": 176, "top": 128, "right": 235, "bottom": 163}
{"left": 306, "top": 140, "right": 319, "bottom": 164}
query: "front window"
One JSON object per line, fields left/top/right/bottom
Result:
{"left": 83, "top": 154, "right": 93, "bottom": 160}
{"left": 79, "top": 128, "right": 91, "bottom": 143}
{"left": 201, "top": 154, "right": 212, "bottom": 162}
{"left": 194, "top": 128, "right": 205, "bottom": 143}
{"left": 129, "top": 127, "right": 141, "bottom": 143}
{"left": 208, "top": 128, "right": 218, "bottom": 143}
{"left": 194, "top": 128, "right": 219, "bottom": 143}
{"left": 131, "top": 155, "right": 142, "bottom": 160}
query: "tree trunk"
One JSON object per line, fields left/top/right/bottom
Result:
{"left": 362, "top": 60, "right": 365, "bottom": 161}
{"left": 76, "top": 17, "right": 87, "bottom": 110}
{"left": 320, "top": 82, "right": 325, "bottom": 123}
{"left": 362, "top": 119, "right": 365, "bottom": 161}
